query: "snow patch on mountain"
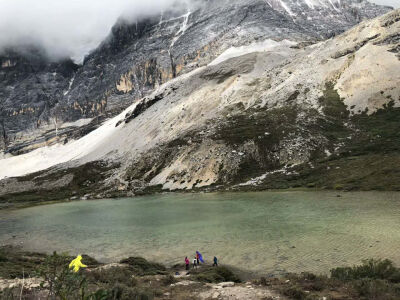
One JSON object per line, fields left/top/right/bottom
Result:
{"left": 0, "top": 101, "right": 134, "bottom": 180}
{"left": 169, "top": 10, "right": 191, "bottom": 50}
{"left": 209, "top": 39, "right": 296, "bottom": 66}
{"left": 266, "top": 0, "right": 342, "bottom": 13}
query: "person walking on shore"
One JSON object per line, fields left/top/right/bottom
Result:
{"left": 185, "top": 256, "right": 190, "bottom": 270}
{"left": 196, "top": 251, "right": 204, "bottom": 264}
{"left": 213, "top": 256, "right": 218, "bottom": 267}
{"left": 193, "top": 257, "right": 197, "bottom": 269}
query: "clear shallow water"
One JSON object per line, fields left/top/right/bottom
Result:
{"left": 1, "top": 191, "right": 400, "bottom": 275}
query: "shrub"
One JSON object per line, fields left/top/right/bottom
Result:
{"left": 351, "top": 278, "right": 399, "bottom": 299}
{"left": 282, "top": 286, "right": 306, "bottom": 300}
{"left": 193, "top": 266, "right": 241, "bottom": 283}
{"left": 0, "top": 287, "right": 16, "bottom": 300}
{"left": 301, "top": 272, "right": 317, "bottom": 281}
{"left": 80, "top": 254, "right": 101, "bottom": 268}
{"left": 0, "top": 246, "right": 46, "bottom": 279}
{"left": 331, "top": 259, "right": 400, "bottom": 283}
{"left": 334, "top": 184, "right": 344, "bottom": 190}
{"left": 37, "top": 251, "right": 87, "bottom": 299}
{"left": 162, "top": 274, "right": 176, "bottom": 286}
{"left": 300, "top": 272, "right": 329, "bottom": 292}
{"left": 120, "top": 257, "right": 166, "bottom": 276}
{"left": 0, "top": 250, "right": 7, "bottom": 263}
{"left": 87, "top": 289, "right": 111, "bottom": 300}
{"left": 260, "top": 276, "right": 268, "bottom": 286}
{"left": 108, "top": 284, "right": 155, "bottom": 300}
{"left": 88, "top": 266, "right": 137, "bottom": 287}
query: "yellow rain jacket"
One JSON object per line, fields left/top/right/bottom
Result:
{"left": 69, "top": 255, "right": 87, "bottom": 272}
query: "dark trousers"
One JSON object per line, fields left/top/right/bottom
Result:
{"left": 186, "top": 264, "right": 189, "bottom": 270}
{"left": 213, "top": 262, "right": 218, "bottom": 266}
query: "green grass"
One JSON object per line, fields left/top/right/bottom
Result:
{"left": 239, "top": 83, "right": 400, "bottom": 192}
{"left": 191, "top": 265, "right": 241, "bottom": 283}
{"left": 119, "top": 257, "right": 167, "bottom": 276}
{"left": 0, "top": 248, "right": 165, "bottom": 299}
{"left": 0, "top": 161, "right": 119, "bottom": 206}
{"left": 331, "top": 259, "right": 400, "bottom": 283}
{"left": 212, "top": 105, "right": 299, "bottom": 183}
{"left": 0, "top": 246, "right": 99, "bottom": 279}
{"left": 269, "top": 259, "right": 400, "bottom": 300}
{"left": 264, "top": 153, "right": 400, "bottom": 191}
{"left": 0, "top": 246, "right": 47, "bottom": 279}
{"left": 3, "top": 246, "right": 400, "bottom": 300}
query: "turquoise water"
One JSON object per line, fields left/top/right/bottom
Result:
{"left": 1, "top": 191, "right": 400, "bottom": 275}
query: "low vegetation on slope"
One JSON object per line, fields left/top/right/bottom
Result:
{"left": 231, "top": 84, "right": 400, "bottom": 192}
{"left": 2, "top": 246, "right": 400, "bottom": 300}
{"left": 270, "top": 259, "right": 400, "bottom": 300}
{"left": 0, "top": 161, "right": 120, "bottom": 209}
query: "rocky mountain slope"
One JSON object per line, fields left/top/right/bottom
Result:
{"left": 0, "top": 0, "right": 391, "bottom": 156}
{"left": 0, "top": 8, "right": 399, "bottom": 205}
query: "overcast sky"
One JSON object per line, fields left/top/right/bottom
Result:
{"left": 371, "top": 0, "right": 399, "bottom": 8}
{"left": 0, "top": 0, "right": 397, "bottom": 63}
{"left": 0, "top": 0, "right": 193, "bottom": 62}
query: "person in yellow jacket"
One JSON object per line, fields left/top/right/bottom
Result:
{"left": 69, "top": 255, "right": 87, "bottom": 272}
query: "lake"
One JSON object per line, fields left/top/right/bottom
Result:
{"left": 1, "top": 191, "right": 400, "bottom": 275}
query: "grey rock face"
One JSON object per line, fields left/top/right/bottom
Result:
{"left": 0, "top": 9, "right": 399, "bottom": 202}
{"left": 0, "top": 0, "right": 391, "bottom": 154}
{"left": 0, "top": 49, "right": 78, "bottom": 149}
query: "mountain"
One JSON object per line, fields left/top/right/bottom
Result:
{"left": 0, "top": 8, "right": 399, "bottom": 205}
{"left": 0, "top": 0, "right": 391, "bottom": 156}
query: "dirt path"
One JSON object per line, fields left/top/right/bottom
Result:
{"left": 198, "top": 281, "right": 284, "bottom": 300}
{"left": 171, "top": 266, "right": 284, "bottom": 300}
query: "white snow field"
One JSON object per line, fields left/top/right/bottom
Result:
{"left": 0, "top": 103, "right": 134, "bottom": 180}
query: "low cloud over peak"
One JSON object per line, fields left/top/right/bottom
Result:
{"left": 0, "top": 0, "right": 194, "bottom": 63}
{"left": 0, "top": 0, "right": 396, "bottom": 63}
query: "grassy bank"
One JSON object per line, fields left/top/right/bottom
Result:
{"left": 1, "top": 246, "right": 400, "bottom": 299}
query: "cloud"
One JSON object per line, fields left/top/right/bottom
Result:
{"left": 0, "top": 0, "right": 194, "bottom": 63}
{"left": 370, "top": 0, "right": 399, "bottom": 8}
{"left": 0, "top": 0, "right": 396, "bottom": 63}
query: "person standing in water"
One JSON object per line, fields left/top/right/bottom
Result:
{"left": 185, "top": 256, "right": 190, "bottom": 270}
{"left": 213, "top": 256, "right": 218, "bottom": 267}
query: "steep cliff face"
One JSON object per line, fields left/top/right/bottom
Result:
{"left": 0, "top": 49, "right": 78, "bottom": 151}
{"left": 0, "top": 0, "right": 391, "bottom": 155}
{"left": 1, "top": 9, "right": 399, "bottom": 205}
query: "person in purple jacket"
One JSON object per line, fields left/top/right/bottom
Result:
{"left": 196, "top": 251, "right": 204, "bottom": 264}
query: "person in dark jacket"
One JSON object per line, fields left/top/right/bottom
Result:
{"left": 213, "top": 256, "right": 218, "bottom": 267}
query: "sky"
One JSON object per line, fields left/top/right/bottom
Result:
{"left": 0, "top": 0, "right": 398, "bottom": 63}
{"left": 0, "top": 0, "right": 194, "bottom": 62}
{"left": 371, "top": 0, "right": 399, "bottom": 8}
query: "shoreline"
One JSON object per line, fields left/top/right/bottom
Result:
{"left": 2, "top": 187, "right": 399, "bottom": 212}
{"left": 2, "top": 245, "right": 400, "bottom": 299}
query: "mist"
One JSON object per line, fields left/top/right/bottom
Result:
{"left": 0, "top": 0, "right": 397, "bottom": 64}
{"left": 0, "top": 0, "right": 195, "bottom": 63}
